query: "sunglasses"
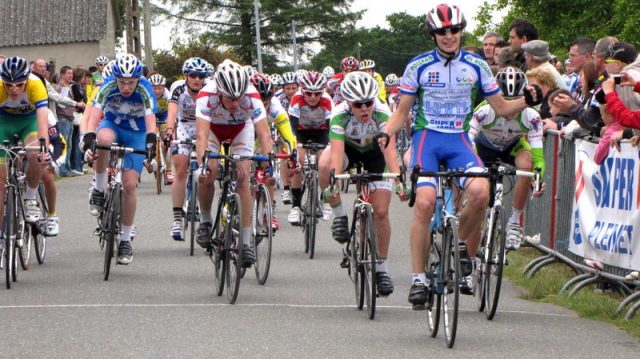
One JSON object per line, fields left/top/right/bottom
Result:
{"left": 188, "top": 73, "right": 207, "bottom": 79}
{"left": 4, "top": 81, "right": 26, "bottom": 90}
{"left": 304, "top": 91, "right": 322, "bottom": 97}
{"left": 434, "top": 27, "right": 463, "bottom": 36}
{"left": 351, "top": 99, "right": 374, "bottom": 109}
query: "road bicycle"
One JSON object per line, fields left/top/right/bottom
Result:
{"left": 173, "top": 139, "right": 200, "bottom": 256}
{"left": 298, "top": 142, "right": 326, "bottom": 259}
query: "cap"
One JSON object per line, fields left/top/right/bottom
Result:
{"left": 522, "top": 40, "right": 549, "bottom": 60}
{"left": 594, "top": 36, "right": 619, "bottom": 56}
{"left": 607, "top": 42, "right": 638, "bottom": 65}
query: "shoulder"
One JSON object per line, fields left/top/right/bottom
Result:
{"left": 460, "top": 51, "right": 493, "bottom": 74}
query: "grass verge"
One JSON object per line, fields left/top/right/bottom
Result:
{"left": 504, "top": 247, "right": 640, "bottom": 339}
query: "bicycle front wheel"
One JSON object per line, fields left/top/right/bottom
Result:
{"left": 303, "top": 173, "right": 318, "bottom": 259}
{"left": 426, "top": 231, "right": 441, "bottom": 337}
{"left": 18, "top": 201, "right": 32, "bottom": 270}
{"left": 33, "top": 183, "right": 48, "bottom": 264}
{"left": 4, "top": 188, "right": 16, "bottom": 288}
{"left": 442, "top": 221, "right": 460, "bottom": 348}
{"left": 362, "top": 205, "right": 377, "bottom": 320}
{"left": 211, "top": 203, "right": 225, "bottom": 296}
{"left": 155, "top": 140, "right": 163, "bottom": 195}
{"left": 103, "top": 187, "right": 121, "bottom": 281}
{"left": 225, "top": 193, "right": 243, "bottom": 304}
{"left": 351, "top": 208, "right": 363, "bottom": 310}
{"left": 485, "top": 205, "right": 506, "bottom": 320}
{"left": 253, "top": 184, "right": 272, "bottom": 285}
{"left": 188, "top": 178, "right": 199, "bottom": 256}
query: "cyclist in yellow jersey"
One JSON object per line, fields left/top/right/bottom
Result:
{"left": 0, "top": 57, "right": 50, "bottom": 232}
{"left": 250, "top": 73, "right": 297, "bottom": 231}
{"left": 359, "top": 59, "right": 387, "bottom": 104}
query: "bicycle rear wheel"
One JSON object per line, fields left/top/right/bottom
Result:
{"left": 225, "top": 193, "right": 243, "bottom": 304}
{"left": 34, "top": 183, "right": 48, "bottom": 264}
{"left": 103, "top": 187, "right": 121, "bottom": 281}
{"left": 426, "top": 231, "right": 441, "bottom": 337}
{"left": 362, "top": 205, "right": 377, "bottom": 320}
{"left": 484, "top": 205, "right": 506, "bottom": 320}
{"left": 188, "top": 178, "right": 199, "bottom": 256}
{"left": 442, "top": 221, "right": 460, "bottom": 348}
{"left": 253, "top": 184, "right": 272, "bottom": 285}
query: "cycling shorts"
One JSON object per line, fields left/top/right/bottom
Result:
{"left": 208, "top": 123, "right": 254, "bottom": 157}
{"left": 97, "top": 120, "right": 146, "bottom": 174}
{"left": 296, "top": 130, "right": 328, "bottom": 146}
{"left": 475, "top": 136, "right": 531, "bottom": 167}
{"left": 410, "top": 129, "right": 484, "bottom": 188}
{"left": 173, "top": 121, "right": 197, "bottom": 156}
{"left": 326, "top": 144, "right": 392, "bottom": 192}
{"left": 0, "top": 114, "right": 39, "bottom": 162}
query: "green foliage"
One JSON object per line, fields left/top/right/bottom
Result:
{"left": 310, "top": 12, "right": 436, "bottom": 77}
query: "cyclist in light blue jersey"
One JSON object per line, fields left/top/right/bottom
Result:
{"left": 380, "top": 3, "right": 543, "bottom": 306}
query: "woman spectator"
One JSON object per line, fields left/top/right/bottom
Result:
{"left": 526, "top": 67, "right": 558, "bottom": 119}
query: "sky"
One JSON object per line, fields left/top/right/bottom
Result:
{"left": 149, "top": 0, "right": 494, "bottom": 52}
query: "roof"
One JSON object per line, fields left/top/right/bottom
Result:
{"left": 0, "top": 0, "right": 109, "bottom": 47}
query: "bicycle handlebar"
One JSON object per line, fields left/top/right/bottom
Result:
{"left": 93, "top": 143, "right": 147, "bottom": 155}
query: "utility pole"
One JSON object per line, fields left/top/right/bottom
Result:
{"left": 143, "top": 0, "right": 153, "bottom": 71}
{"left": 125, "top": 0, "right": 142, "bottom": 58}
{"left": 356, "top": 42, "right": 361, "bottom": 60}
{"left": 292, "top": 20, "right": 297, "bottom": 71}
{"left": 254, "top": 0, "right": 263, "bottom": 72}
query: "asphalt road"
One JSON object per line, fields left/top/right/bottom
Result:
{"left": 0, "top": 175, "right": 638, "bottom": 358}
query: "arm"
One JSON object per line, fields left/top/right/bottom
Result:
{"left": 36, "top": 106, "right": 49, "bottom": 146}
{"left": 329, "top": 138, "right": 345, "bottom": 175}
{"left": 195, "top": 117, "right": 209, "bottom": 166}
{"left": 165, "top": 101, "right": 178, "bottom": 138}
{"left": 47, "top": 81, "right": 77, "bottom": 107}
{"left": 384, "top": 94, "right": 415, "bottom": 136}
{"left": 484, "top": 92, "right": 528, "bottom": 118}
{"left": 274, "top": 112, "right": 297, "bottom": 151}
{"left": 144, "top": 113, "right": 157, "bottom": 135}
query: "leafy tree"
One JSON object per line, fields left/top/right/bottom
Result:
{"left": 152, "top": 0, "right": 362, "bottom": 72}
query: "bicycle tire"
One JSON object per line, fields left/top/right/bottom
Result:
{"left": 253, "top": 184, "right": 272, "bottom": 285}
{"left": 306, "top": 174, "right": 318, "bottom": 259}
{"left": 189, "top": 177, "right": 198, "bottom": 256}
{"left": 442, "top": 221, "right": 460, "bottom": 348}
{"left": 211, "top": 198, "right": 225, "bottom": 296}
{"left": 103, "top": 185, "right": 121, "bottom": 281}
{"left": 363, "top": 205, "right": 377, "bottom": 320}
{"left": 4, "top": 188, "right": 16, "bottom": 289}
{"left": 352, "top": 209, "right": 364, "bottom": 310}
{"left": 426, "top": 231, "right": 441, "bottom": 337}
{"left": 301, "top": 179, "right": 310, "bottom": 254}
{"left": 33, "top": 184, "right": 47, "bottom": 264}
{"left": 18, "top": 201, "right": 32, "bottom": 271}
{"left": 485, "top": 205, "right": 506, "bottom": 320}
{"left": 155, "top": 142, "right": 162, "bottom": 195}
{"left": 225, "top": 193, "right": 243, "bottom": 304}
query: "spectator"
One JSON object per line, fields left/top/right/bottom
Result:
{"left": 497, "top": 46, "right": 517, "bottom": 70}
{"left": 69, "top": 67, "right": 89, "bottom": 175}
{"left": 593, "top": 102, "right": 621, "bottom": 164}
{"left": 568, "top": 38, "right": 596, "bottom": 73}
{"left": 482, "top": 31, "right": 503, "bottom": 66}
{"left": 508, "top": 19, "right": 539, "bottom": 71}
{"left": 604, "top": 72, "right": 640, "bottom": 131}
{"left": 55, "top": 65, "right": 80, "bottom": 177}
{"left": 522, "top": 40, "right": 568, "bottom": 91}
{"left": 526, "top": 66, "right": 558, "bottom": 119}
{"left": 604, "top": 42, "right": 640, "bottom": 111}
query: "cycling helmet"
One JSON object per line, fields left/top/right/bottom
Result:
{"left": 102, "top": 60, "right": 116, "bottom": 78}
{"left": 206, "top": 63, "right": 215, "bottom": 75}
{"left": 425, "top": 3, "right": 467, "bottom": 35}
{"left": 149, "top": 74, "right": 167, "bottom": 86}
{"left": 296, "top": 69, "right": 306, "bottom": 82}
{"left": 250, "top": 73, "right": 274, "bottom": 100}
{"left": 269, "top": 73, "right": 284, "bottom": 86}
{"left": 340, "top": 71, "right": 379, "bottom": 103}
{"left": 322, "top": 66, "right": 335, "bottom": 78}
{"left": 113, "top": 53, "right": 143, "bottom": 78}
{"left": 182, "top": 57, "right": 209, "bottom": 75}
{"left": 1, "top": 56, "right": 30, "bottom": 83}
{"left": 95, "top": 55, "right": 109, "bottom": 65}
{"left": 359, "top": 59, "right": 376, "bottom": 70}
{"left": 281, "top": 71, "right": 298, "bottom": 85}
{"left": 384, "top": 73, "right": 399, "bottom": 86}
{"left": 215, "top": 59, "right": 249, "bottom": 98}
{"left": 495, "top": 67, "right": 527, "bottom": 97}
{"left": 299, "top": 71, "right": 327, "bottom": 92}
{"left": 243, "top": 65, "right": 257, "bottom": 77}
{"left": 341, "top": 56, "right": 360, "bottom": 72}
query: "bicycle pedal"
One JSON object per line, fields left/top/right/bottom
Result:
{"left": 16, "top": 238, "right": 23, "bottom": 248}
{"left": 340, "top": 256, "right": 350, "bottom": 269}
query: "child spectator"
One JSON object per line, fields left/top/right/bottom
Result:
{"left": 593, "top": 103, "right": 621, "bottom": 164}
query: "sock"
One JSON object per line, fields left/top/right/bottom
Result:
{"left": 200, "top": 209, "right": 212, "bottom": 224}
{"left": 25, "top": 186, "right": 38, "bottom": 200}
{"left": 376, "top": 259, "right": 388, "bottom": 273}
{"left": 173, "top": 207, "right": 184, "bottom": 219}
{"left": 332, "top": 201, "right": 345, "bottom": 217}
{"left": 121, "top": 225, "right": 132, "bottom": 242}
{"left": 412, "top": 273, "right": 427, "bottom": 284}
{"left": 95, "top": 172, "right": 107, "bottom": 192}
{"left": 241, "top": 227, "right": 252, "bottom": 246}
{"left": 509, "top": 207, "right": 522, "bottom": 225}
{"left": 48, "top": 211, "right": 57, "bottom": 217}
{"left": 291, "top": 188, "right": 302, "bottom": 208}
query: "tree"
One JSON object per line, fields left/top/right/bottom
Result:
{"left": 310, "top": 12, "right": 436, "bottom": 77}
{"left": 153, "top": 0, "right": 362, "bottom": 72}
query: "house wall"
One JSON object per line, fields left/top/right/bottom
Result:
{"left": 0, "top": 42, "right": 110, "bottom": 70}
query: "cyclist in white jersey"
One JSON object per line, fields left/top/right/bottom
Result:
{"left": 380, "top": 3, "right": 542, "bottom": 306}
{"left": 274, "top": 71, "right": 299, "bottom": 205}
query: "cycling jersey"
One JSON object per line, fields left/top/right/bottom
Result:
{"left": 400, "top": 50, "right": 500, "bottom": 133}
{"left": 155, "top": 88, "right": 171, "bottom": 123}
{"left": 93, "top": 77, "right": 157, "bottom": 132}
{"left": 288, "top": 91, "right": 332, "bottom": 131}
{"left": 265, "top": 96, "right": 296, "bottom": 150}
{"left": 275, "top": 89, "right": 292, "bottom": 110}
{"left": 170, "top": 83, "right": 198, "bottom": 123}
{"left": 329, "top": 73, "right": 345, "bottom": 104}
{"left": 329, "top": 99, "right": 390, "bottom": 153}
{"left": 0, "top": 74, "right": 48, "bottom": 117}
{"left": 372, "top": 72, "right": 387, "bottom": 104}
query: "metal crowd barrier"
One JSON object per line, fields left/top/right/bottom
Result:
{"left": 521, "top": 132, "right": 640, "bottom": 320}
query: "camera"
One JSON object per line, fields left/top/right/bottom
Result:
{"left": 613, "top": 75, "right": 622, "bottom": 85}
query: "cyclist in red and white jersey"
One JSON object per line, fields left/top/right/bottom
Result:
{"left": 274, "top": 71, "right": 299, "bottom": 205}
{"left": 329, "top": 56, "right": 360, "bottom": 105}
{"left": 194, "top": 59, "right": 273, "bottom": 268}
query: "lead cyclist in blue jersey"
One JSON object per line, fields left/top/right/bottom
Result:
{"left": 380, "top": 3, "right": 543, "bottom": 306}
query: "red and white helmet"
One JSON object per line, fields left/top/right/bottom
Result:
{"left": 249, "top": 73, "right": 274, "bottom": 100}
{"left": 341, "top": 56, "right": 360, "bottom": 72}
{"left": 299, "top": 71, "right": 327, "bottom": 92}
{"left": 425, "top": 3, "right": 467, "bottom": 35}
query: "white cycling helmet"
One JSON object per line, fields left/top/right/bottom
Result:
{"left": 95, "top": 55, "right": 109, "bottom": 65}
{"left": 281, "top": 72, "right": 298, "bottom": 85}
{"left": 359, "top": 59, "right": 376, "bottom": 70}
{"left": 113, "top": 53, "right": 143, "bottom": 78}
{"left": 322, "top": 66, "right": 335, "bottom": 79}
{"left": 269, "top": 73, "right": 284, "bottom": 86}
{"left": 384, "top": 73, "right": 399, "bottom": 87}
{"left": 340, "top": 71, "right": 379, "bottom": 103}
{"left": 296, "top": 69, "right": 306, "bottom": 82}
{"left": 495, "top": 67, "right": 527, "bottom": 97}
{"left": 215, "top": 59, "right": 249, "bottom": 98}
{"left": 149, "top": 74, "right": 166, "bottom": 86}
{"left": 243, "top": 65, "right": 257, "bottom": 77}
{"left": 102, "top": 60, "right": 116, "bottom": 78}
{"left": 299, "top": 71, "right": 327, "bottom": 92}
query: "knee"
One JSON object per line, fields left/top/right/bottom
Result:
{"left": 123, "top": 178, "right": 137, "bottom": 194}
{"left": 516, "top": 152, "right": 532, "bottom": 170}
{"left": 414, "top": 193, "right": 435, "bottom": 219}
{"left": 466, "top": 185, "right": 489, "bottom": 209}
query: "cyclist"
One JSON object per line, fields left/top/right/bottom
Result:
{"left": 380, "top": 3, "right": 542, "bottom": 305}
{"left": 275, "top": 71, "right": 299, "bottom": 205}
{"left": 91, "top": 55, "right": 110, "bottom": 89}
{"left": 149, "top": 73, "right": 173, "bottom": 184}
{"left": 0, "top": 57, "right": 50, "bottom": 231}
{"left": 269, "top": 73, "right": 283, "bottom": 92}
{"left": 166, "top": 57, "right": 210, "bottom": 241}
{"left": 318, "top": 71, "right": 406, "bottom": 296}
{"left": 470, "top": 67, "right": 546, "bottom": 250}
{"left": 358, "top": 59, "right": 387, "bottom": 103}
{"left": 384, "top": 73, "right": 400, "bottom": 111}
{"left": 194, "top": 59, "right": 273, "bottom": 268}
{"left": 287, "top": 71, "right": 333, "bottom": 225}
{"left": 329, "top": 56, "right": 360, "bottom": 105}
{"left": 83, "top": 53, "right": 158, "bottom": 265}
{"left": 249, "top": 73, "right": 298, "bottom": 231}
